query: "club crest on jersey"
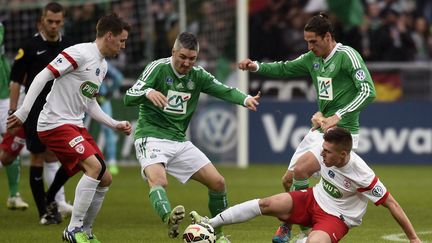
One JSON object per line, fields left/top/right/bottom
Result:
{"left": 187, "top": 79, "right": 195, "bottom": 90}
{"left": 75, "top": 144, "right": 85, "bottom": 154}
{"left": 343, "top": 179, "right": 351, "bottom": 189}
{"left": 328, "top": 170, "right": 335, "bottom": 178}
{"left": 329, "top": 63, "right": 336, "bottom": 72}
{"left": 313, "top": 62, "right": 320, "bottom": 70}
{"left": 80, "top": 81, "right": 99, "bottom": 99}
{"left": 355, "top": 69, "right": 366, "bottom": 81}
{"left": 95, "top": 68, "right": 100, "bottom": 76}
{"left": 372, "top": 185, "right": 383, "bottom": 197}
{"left": 166, "top": 77, "right": 173, "bottom": 85}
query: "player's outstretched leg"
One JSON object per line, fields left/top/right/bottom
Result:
{"left": 167, "top": 205, "right": 185, "bottom": 238}
{"left": 62, "top": 227, "right": 89, "bottom": 243}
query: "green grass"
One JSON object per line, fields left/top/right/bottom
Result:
{"left": 0, "top": 165, "right": 431, "bottom": 242}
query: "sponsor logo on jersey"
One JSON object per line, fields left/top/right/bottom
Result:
{"left": 56, "top": 57, "right": 63, "bottom": 63}
{"left": 95, "top": 68, "right": 100, "bottom": 76}
{"left": 80, "top": 81, "right": 99, "bottom": 99}
{"left": 166, "top": 77, "right": 173, "bottom": 85}
{"left": 75, "top": 144, "right": 85, "bottom": 154}
{"left": 187, "top": 79, "right": 195, "bottom": 90}
{"left": 313, "top": 62, "right": 320, "bottom": 70}
{"left": 69, "top": 135, "right": 84, "bottom": 147}
{"left": 355, "top": 69, "right": 366, "bottom": 81}
{"left": 371, "top": 185, "right": 383, "bottom": 197}
{"left": 328, "top": 170, "right": 335, "bottom": 178}
{"left": 164, "top": 90, "right": 190, "bottom": 114}
{"left": 322, "top": 177, "right": 342, "bottom": 198}
{"left": 317, "top": 76, "right": 333, "bottom": 100}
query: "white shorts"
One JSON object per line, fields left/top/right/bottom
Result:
{"left": 0, "top": 98, "right": 9, "bottom": 134}
{"left": 134, "top": 137, "right": 211, "bottom": 184}
{"left": 288, "top": 129, "right": 359, "bottom": 171}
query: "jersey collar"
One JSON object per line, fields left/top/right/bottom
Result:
{"left": 170, "top": 56, "right": 185, "bottom": 78}
{"left": 323, "top": 43, "right": 341, "bottom": 63}
{"left": 39, "top": 31, "right": 62, "bottom": 42}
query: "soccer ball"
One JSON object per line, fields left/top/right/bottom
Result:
{"left": 182, "top": 223, "right": 216, "bottom": 243}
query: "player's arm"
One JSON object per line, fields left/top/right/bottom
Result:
{"left": 381, "top": 194, "right": 421, "bottom": 243}
{"left": 239, "top": 53, "right": 311, "bottom": 78}
{"left": 124, "top": 61, "right": 165, "bottom": 107}
{"left": 8, "top": 81, "right": 21, "bottom": 112}
{"left": 86, "top": 99, "right": 131, "bottom": 135}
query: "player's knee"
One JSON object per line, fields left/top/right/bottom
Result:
{"left": 99, "top": 171, "right": 112, "bottom": 187}
{"left": 208, "top": 175, "right": 225, "bottom": 192}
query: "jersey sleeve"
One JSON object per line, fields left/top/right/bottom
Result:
{"left": 200, "top": 67, "right": 248, "bottom": 106}
{"left": 257, "top": 53, "right": 311, "bottom": 78}
{"left": 10, "top": 42, "right": 31, "bottom": 84}
{"left": 123, "top": 60, "right": 161, "bottom": 106}
{"left": 335, "top": 48, "right": 376, "bottom": 118}
{"left": 46, "top": 46, "right": 81, "bottom": 78}
{"left": 357, "top": 176, "right": 389, "bottom": 206}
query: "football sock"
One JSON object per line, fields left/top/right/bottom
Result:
{"left": 29, "top": 166, "right": 46, "bottom": 217}
{"left": 44, "top": 161, "right": 67, "bottom": 203}
{"left": 5, "top": 157, "right": 20, "bottom": 197}
{"left": 83, "top": 186, "right": 109, "bottom": 235}
{"left": 209, "top": 199, "right": 261, "bottom": 229}
{"left": 46, "top": 165, "right": 70, "bottom": 203}
{"left": 149, "top": 186, "right": 171, "bottom": 223}
{"left": 208, "top": 190, "right": 228, "bottom": 235}
{"left": 68, "top": 174, "right": 99, "bottom": 231}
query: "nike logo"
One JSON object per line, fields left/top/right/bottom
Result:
{"left": 34, "top": 176, "right": 43, "bottom": 181}
{"left": 85, "top": 68, "right": 92, "bottom": 71}
{"left": 36, "top": 50, "right": 47, "bottom": 55}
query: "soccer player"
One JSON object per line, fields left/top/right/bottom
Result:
{"left": 238, "top": 13, "right": 376, "bottom": 242}
{"left": 190, "top": 127, "right": 422, "bottom": 243}
{"left": 8, "top": 13, "right": 132, "bottom": 243}
{"left": 8, "top": 2, "right": 74, "bottom": 223}
{"left": 124, "top": 32, "right": 260, "bottom": 243}
{"left": 0, "top": 21, "right": 29, "bottom": 210}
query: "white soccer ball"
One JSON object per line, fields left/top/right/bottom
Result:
{"left": 182, "top": 223, "right": 216, "bottom": 243}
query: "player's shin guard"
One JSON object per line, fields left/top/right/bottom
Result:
{"left": 208, "top": 190, "right": 228, "bottom": 235}
{"left": 5, "top": 157, "right": 20, "bottom": 197}
{"left": 149, "top": 186, "right": 172, "bottom": 223}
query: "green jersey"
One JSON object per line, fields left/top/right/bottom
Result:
{"left": 257, "top": 43, "right": 375, "bottom": 133}
{"left": 0, "top": 22, "right": 11, "bottom": 99}
{"left": 124, "top": 57, "right": 249, "bottom": 141}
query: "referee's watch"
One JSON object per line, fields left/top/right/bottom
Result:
{"left": 8, "top": 109, "right": 16, "bottom": 115}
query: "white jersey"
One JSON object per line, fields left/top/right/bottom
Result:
{"left": 38, "top": 43, "right": 107, "bottom": 131}
{"left": 312, "top": 152, "right": 389, "bottom": 227}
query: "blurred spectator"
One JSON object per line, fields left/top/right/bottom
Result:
{"left": 411, "top": 16, "right": 432, "bottom": 60}
{"left": 64, "top": 3, "right": 101, "bottom": 43}
{"left": 150, "top": 0, "right": 178, "bottom": 58}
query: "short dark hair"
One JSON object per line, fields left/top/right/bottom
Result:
{"left": 304, "top": 12, "right": 334, "bottom": 38}
{"left": 323, "top": 127, "right": 353, "bottom": 152}
{"left": 173, "top": 32, "right": 199, "bottom": 52}
{"left": 43, "top": 2, "right": 65, "bottom": 16}
{"left": 96, "top": 13, "right": 131, "bottom": 38}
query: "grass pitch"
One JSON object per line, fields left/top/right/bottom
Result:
{"left": 0, "top": 164, "right": 431, "bottom": 242}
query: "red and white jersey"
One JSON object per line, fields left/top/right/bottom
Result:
{"left": 313, "top": 152, "right": 389, "bottom": 227}
{"left": 38, "top": 43, "right": 107, "bottom": 131}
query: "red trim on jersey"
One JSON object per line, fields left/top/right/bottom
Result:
{"left": 357, "top": 176, "right": 378, "bottom": 192}
{"left": 61, "top": 51, "right": 78, "bottom": 69}
{"left": 47, "top": 64, "right": 60, "bottom": 78}
{"left": 375, "top": 191, "right": 390, "bottom": 206}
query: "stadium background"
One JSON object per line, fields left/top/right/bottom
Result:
{"left": 1, "top": 1, "right": 432, "bottom": 242}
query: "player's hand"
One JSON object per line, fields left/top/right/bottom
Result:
{"left": 6, "top": 115, "right": 23, "bottom": 132}
{"left": 321, "top": 114, "right": 340, "bottom": 132}
{"left": 147, "top": 90, "right": 167, "bottom": 108}
{"left": 245, "top": 91, "right": 261, "bottom": 112}
{"left": 238, "top": 59, "right": 258, "bottom": 72}
{"left": 311, "top": 112, "right": 324, "bottom": 131}
{"left": 116, "top": 121, "right": 132, "bottom": 135}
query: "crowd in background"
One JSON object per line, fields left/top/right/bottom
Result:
{"left": 1, "top": 0, "right": 432, "bottom": 75}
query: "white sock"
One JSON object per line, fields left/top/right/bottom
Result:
{"left": 44, "top": 161, "right": 66, "bottom": 203}
{"left": 209, "top": 199, "right": 261, "bottom": 229}
{"left": 83, "top": 186, "right": 109, "bottom": 235}
{"left": 68, "top": 174, "right": 99, "bottom": 230}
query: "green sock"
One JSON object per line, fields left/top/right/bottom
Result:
{"left": 5, "top": 157, "right": 21, "bottom": 197}
{"left": 208, "top": 190, "right": 228, "bottom": 236}
{"left": 149, "top": 186, "right": 171, "bottom": 223}
{"left": 293, "top": 178, "right": 309, "bottom": 191}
